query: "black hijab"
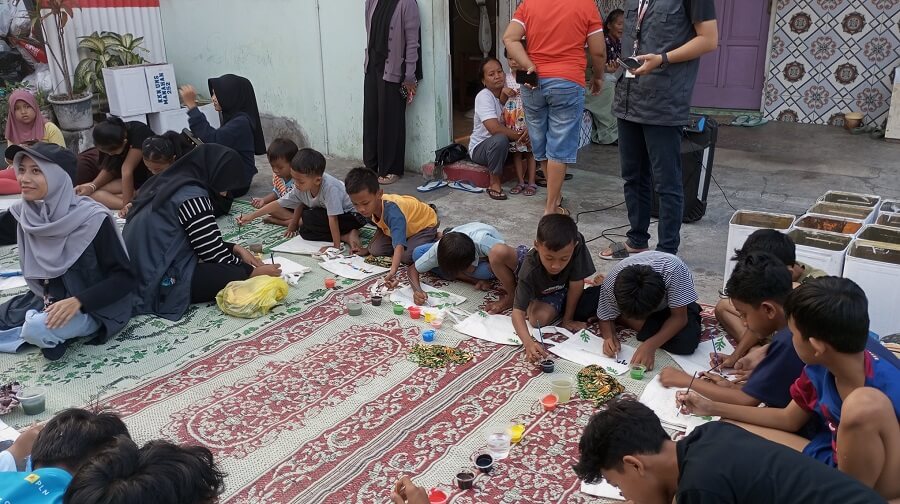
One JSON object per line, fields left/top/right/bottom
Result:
{"left": 127, "top": 144, "right": 246, "bottom": 218}
{"left": 208, "top": 74, "right": 266, "bottom": 155}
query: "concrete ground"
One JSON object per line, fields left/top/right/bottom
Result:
{"left": 250, "top": 121, "right": 899, "bottom": 302}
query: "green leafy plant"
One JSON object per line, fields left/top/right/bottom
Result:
{"left": 74, "top": 31, "right": 148, "bottom": 96}
{"left": 29, "top": 0, "right": 82, "bottom": 99}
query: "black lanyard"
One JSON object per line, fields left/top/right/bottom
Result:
{"left": 632, "top": 0, "right": 652, "bottom": 55}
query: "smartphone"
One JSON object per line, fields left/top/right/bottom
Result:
{"left": 515, "top": 70, "right": 538, "bottom": 86}
{"left": 399, "top": 86, "right": 409, "bottom": 100}
{"left": 619, "top": 57, "right": 642, "bottom": 71}
{"left": 181, "top": 128, "right": 204, "bottom": 147}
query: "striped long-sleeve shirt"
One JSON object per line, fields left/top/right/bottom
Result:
{"left": 596, "top": 251, "right": 698, "bottom": 321}
{"left": 178, "top": 197, "right": 242, "bottom": 265}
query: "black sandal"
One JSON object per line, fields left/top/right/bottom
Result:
{"left": 487, "top": 188, "right": 508, "bottom": 200}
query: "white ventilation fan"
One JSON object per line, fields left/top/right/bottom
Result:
{"left": 475, "top": 0, "right": 492, "bottom": 58}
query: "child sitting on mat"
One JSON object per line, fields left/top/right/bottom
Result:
{"left": 577, "top": 251, "right": 701, "bottom": 370}
{"left": 237, "top": 148, "right": 365, "bottom": 252}
{"left": 512, "top": 214, "right": 595, "bottom": 363}
{"left": 249, "top": 139, "right": 298, "bottom": 225}
{"left": 659, "top": 252, "right": 805, "bottom": 409}
{"left": 344, "top": 167, "right": 438, "bottom": 287}
{"left": 716, "top": 229, "right": 827, "bottom": 367}
{"left": 679, "top": 277, "right": 900, "bottom": 501}
{"left": 406, "top": 222, "right": 522, "bottom": 311}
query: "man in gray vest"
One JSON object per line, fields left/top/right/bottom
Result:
{"left": 600, "top": 0, "right": 717, "bottom": 259}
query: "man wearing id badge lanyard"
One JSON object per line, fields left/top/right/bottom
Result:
{"left": 599, "top": 0, "right": 717, "bottom": 259}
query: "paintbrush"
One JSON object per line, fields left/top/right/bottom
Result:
{"left": 711, "top": 338, "right": 720, "bottom": 370}
{"left": 676, "top": 371, "right": 698, "bottom": 417}
{"left": 535, "top": 321, "right": 547, "bottom": 352}
{"left": 270, "top": 252, "right": 275, "bottom": 265}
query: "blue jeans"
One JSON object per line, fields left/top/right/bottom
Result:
{"left": 618, "top": 118, "right": 684, "bottom": 254}
{"left": 411, "top": 243, "right": 494, "bottom": 280}
{"left": 0, "top": 309, "right": 101, "bottom": 353}
{"left": 521, "top": 78, "right": 586, "bottom": 164}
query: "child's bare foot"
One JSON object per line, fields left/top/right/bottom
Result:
{"left": 263, "top": 215, "right": 289, "bottom": 226}
{"left": 474, "top": 280, "right": 493, "bottom": 291}
{"left": 356, "top": 247, "right": 370, "bottom": 257}
{"left": 485, "top": 296, "right": 513, "bottom": 314}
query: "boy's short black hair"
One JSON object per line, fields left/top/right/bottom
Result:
{"left": 64, "top": 436, "right": 225, "bottom": 504}
{"left": 725, "top": 252, "right": 792, "bottom": 307}
{"left": 31, "top": 408, "right": 130, "bottom": 471}
{"left": 734, "top": 229, "right": 796, "bottom": 266}
{"left": 573, "top": 398, "right": 668, "bottom": 483}
{"left": 784, "top": 277, "right": 869, "bottom": 353}
{"left": 436, "top": 232, "right": 477, "bottom": 279}
{"left": 291, "top": 148, "right": 327, "bottom": 176}
{"left": 536, "top": 214, "right": 579, "bottom": 251}
{"left": 344, "top": 167, "right": 380, "bottom": 195}
{"left": 614, "top": 265, "right": 666, "bottom": 319}
{"left": 266, "top": 138, "right": 299, "bottom": 163}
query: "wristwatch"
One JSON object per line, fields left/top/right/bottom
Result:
{"left": 660, "top": 52, "right": 669, "bottom": 69}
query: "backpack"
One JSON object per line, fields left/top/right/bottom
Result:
{"left": 431, "top": 143, "right": 468, "bottom": 180}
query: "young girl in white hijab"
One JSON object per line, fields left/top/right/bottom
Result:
{"left": 0, "top": 143, "right": 134, "bottom": 360}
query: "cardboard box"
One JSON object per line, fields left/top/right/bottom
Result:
{"left": 844, "top": 241, "right": 900, "bottom": 335}
{"left": 723, "top": 210, "right": 795, "bottom": 287}
{"left": 144, "top": 64, "right": 179, "bottom": 113}
{"left": 147, "top": 104, "right": 220, "bottom": 135}
{"left": 104, "top": 66, "right": 152, "bottom": 116}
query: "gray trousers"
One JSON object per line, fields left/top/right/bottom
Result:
{"left": 471, "top": 133, "right": 510, "bottom": 175}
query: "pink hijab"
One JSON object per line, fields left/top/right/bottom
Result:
{"left": 5, "top": 89, "right": 47, "bottom": 145}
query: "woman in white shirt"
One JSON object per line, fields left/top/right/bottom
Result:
{"left": 468, "top": 57, "right": 525, "bottom": 201}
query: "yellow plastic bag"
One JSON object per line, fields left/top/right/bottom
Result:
{"left": 215, "top": 276, "right": 289, "bottom": 318}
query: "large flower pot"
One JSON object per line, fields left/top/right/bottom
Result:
{"left": 48, "top": 92, "right": 94, "bottom": 131}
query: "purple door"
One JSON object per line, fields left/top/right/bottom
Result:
{"left": 691, "top": 0, "right": 770, "bottom": 109}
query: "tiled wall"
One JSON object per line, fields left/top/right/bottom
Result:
{"left": 763, "top": 0, "right": 900, "bottom": 126}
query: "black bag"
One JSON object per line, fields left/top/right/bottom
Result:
{"left": 432, "top": 143, "right": 467, "bottom": 180}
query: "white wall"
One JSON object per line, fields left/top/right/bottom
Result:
{"left": 158, "top": 0, "right": 450, "bottom": 170}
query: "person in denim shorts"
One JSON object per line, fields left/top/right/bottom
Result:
{"left": 503, "top": 0, "right": 607, "bottom": 216}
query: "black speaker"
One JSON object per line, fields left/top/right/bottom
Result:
{"left": 651, "top": 117, "right": 718, "bottom": 223}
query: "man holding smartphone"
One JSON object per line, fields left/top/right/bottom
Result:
{"left": 503, "top": 0, "right": 606, "bottom": 217}
{"left": 599, "top": 0, "right": 717, "bottom": 259}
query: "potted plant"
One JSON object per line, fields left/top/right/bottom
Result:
{"left": 74, "top": 31, "right": 148, "bottom": 104}
{"left": 32, "top": 0, "right": 94, "bottom": 131}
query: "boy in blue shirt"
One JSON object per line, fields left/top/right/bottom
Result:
{"left": 407, "top": 222, "right": 521, "bottom": 312}
{"left": 660, "top": 252, "right": 804, "bottom": 408}
{"left": 679, "top": 277, "right": 900, "bottom": 501}
{"left": 0, "top": 408, "right": 130, "bottom": 503}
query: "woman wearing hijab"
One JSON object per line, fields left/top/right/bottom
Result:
{"left": 0, "top": 143, "right": 134, "bottom": 361}
{"left": 363, "top": 0, "right": 423, "bottom": 185}
{"left": 123, "top": 144, "right": 281, "bottom": 321}
{"left": 0, "top": 90, "right": 66, "bottom": 195}
{"left": 178, "top": 74, "right": 265, "bottom": 198}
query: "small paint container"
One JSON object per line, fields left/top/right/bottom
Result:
{"left": 430, "top": 318, "right": 443, "bottom": 329}
{"left": 371, "top": 295, "right": 382, "bottom": 306}
{"left": 508, "top": 424, "right": 525, "bottom": 444}
{"left": 541, "top": 393, "right": 558, "bottom": 411}
{"left": 392, "top": 304, "right": 404, "bottom": 315}
{"left": 348, "top": 301, "right": 362, "bottom": 316}
{"left": 475, "top": 453, "right": 494, "bottom": 474}
{"left": 247, "top": 243, "right": 263, "bottom": 254}
{"left": 324, "top": 278, "right": 336, "bottom": 289}
{"left": 540, "top": 359, "right": 555, "bottom": 373}
{"left": 424, "top": 312, "right": 435, "bottom": 323}
{"left": 630, "top": 364, "right": 646, "bottom": 380}
{"left": 16, "top": 387, "right": 46, "bottom": 416}
{"left": 408, "top": 306, "right": 422, "bottom": 319}
{"left": 456, "top": 470, "right": 475, "bottom": 490}
{"left": 422, "top": 330, "right": 435, "bottom": 343}
{"left": 427, "top": 488, "right": 448, "bottom": 504}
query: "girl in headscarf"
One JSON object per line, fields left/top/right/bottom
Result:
{"left": 179, "top": 74, "right": 265, "bottom": 198}
{"left": 0, "top": 89, "right": 66, "bottom": 195}
{"left": 123, "top": 144, "right": 281, "bottom": 321}
{"left": 0, "top": 143, "right": 134, "bottom": 361}
{"left": 75, "top": 117, "right": 155, "bottom": 210}
{"left": 117, "top": 130, "right": 196, "bottom": 219}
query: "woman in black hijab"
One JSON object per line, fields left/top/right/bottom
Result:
{"left": 179, "top": 74, "right": 265, "bottom": 197}
{"left": 363, "top": 0, "right": 423, "bottom": 185}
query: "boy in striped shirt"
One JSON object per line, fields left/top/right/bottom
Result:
{"left": 579, "top": 251, "right": 701, "bottom": 369}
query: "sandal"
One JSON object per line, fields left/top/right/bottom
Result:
{"left": 378, "top": 174, "right": 401, "bottom": 185}
{"left": 510, "top": 183, "right": 525, "bottom": 195}
{"left": 556, "top": 205, "right": 570, "bottom": 216}
{"left": 599, "top": 242, "right": 649, "bottom": 261}
{"left": 487, "top": 188, "right": 508, "bottom": 200}
{"left": 522, "top": 184, "right": 537, "bottom": 197}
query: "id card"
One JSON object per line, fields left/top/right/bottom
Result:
{"left": 625, "top": 70, "right": 636, "bottom": 79}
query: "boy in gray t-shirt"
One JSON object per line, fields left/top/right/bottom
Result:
{"left": 236, "top": 149, "right": 365, "bottom": 251}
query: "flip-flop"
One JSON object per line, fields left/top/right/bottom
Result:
{"left": 730, "top": 115, "right": 752, "bottom": 127}
{"left": 449, "top": 180, "right": 485, "bottom": 193}
{"left": 378, "top": 174, "right": 401, "bottom": 185}
{"left": 556, "top": 206, "right": 569, "bottom": 216}
{"left": 744, "top": 116, "right": 768, "bottom": 128}
{"left": 487, "top": 188, "right": 508, "bottom": 200}
{"left": 599, "top": 242, "right": 649, "bottom": 261}
{"left": 417, "top": 179, "right": 448, "bottom": 192}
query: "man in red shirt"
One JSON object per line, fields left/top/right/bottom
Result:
{"left": 503, "top": 0, "right": 606, "bottom": 217}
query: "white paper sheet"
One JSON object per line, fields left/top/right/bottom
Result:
{"left": 638, "top": 375, "right": 715, "bottom": 431}
{"left": 389, "top": 284, "right": 466, "bottom": 309}
{"left": 0, "top": 418, "right": 18, "bottom": 442}
{"left": 580, "top": 479, "right": 625, "bottom": 500}
{"left": 272, "top": 235, "right": 335, "bottom": 255}
{"left": 547, "top": 328, "right": 636, "bottom": 375}
{"left": 319, "top": 256, "right": 389, "bottom": 280}
{"left": 0, "top": 273, "right": 27, "bottom": 291}
{"left": 665, "top": 336, "right": 735, "bottom": 376}
{"left": 454, "top": 312, "right": 525, "bottom": 346}
{"left": 270, "top": 256, "right": 312, "bottom": 284}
